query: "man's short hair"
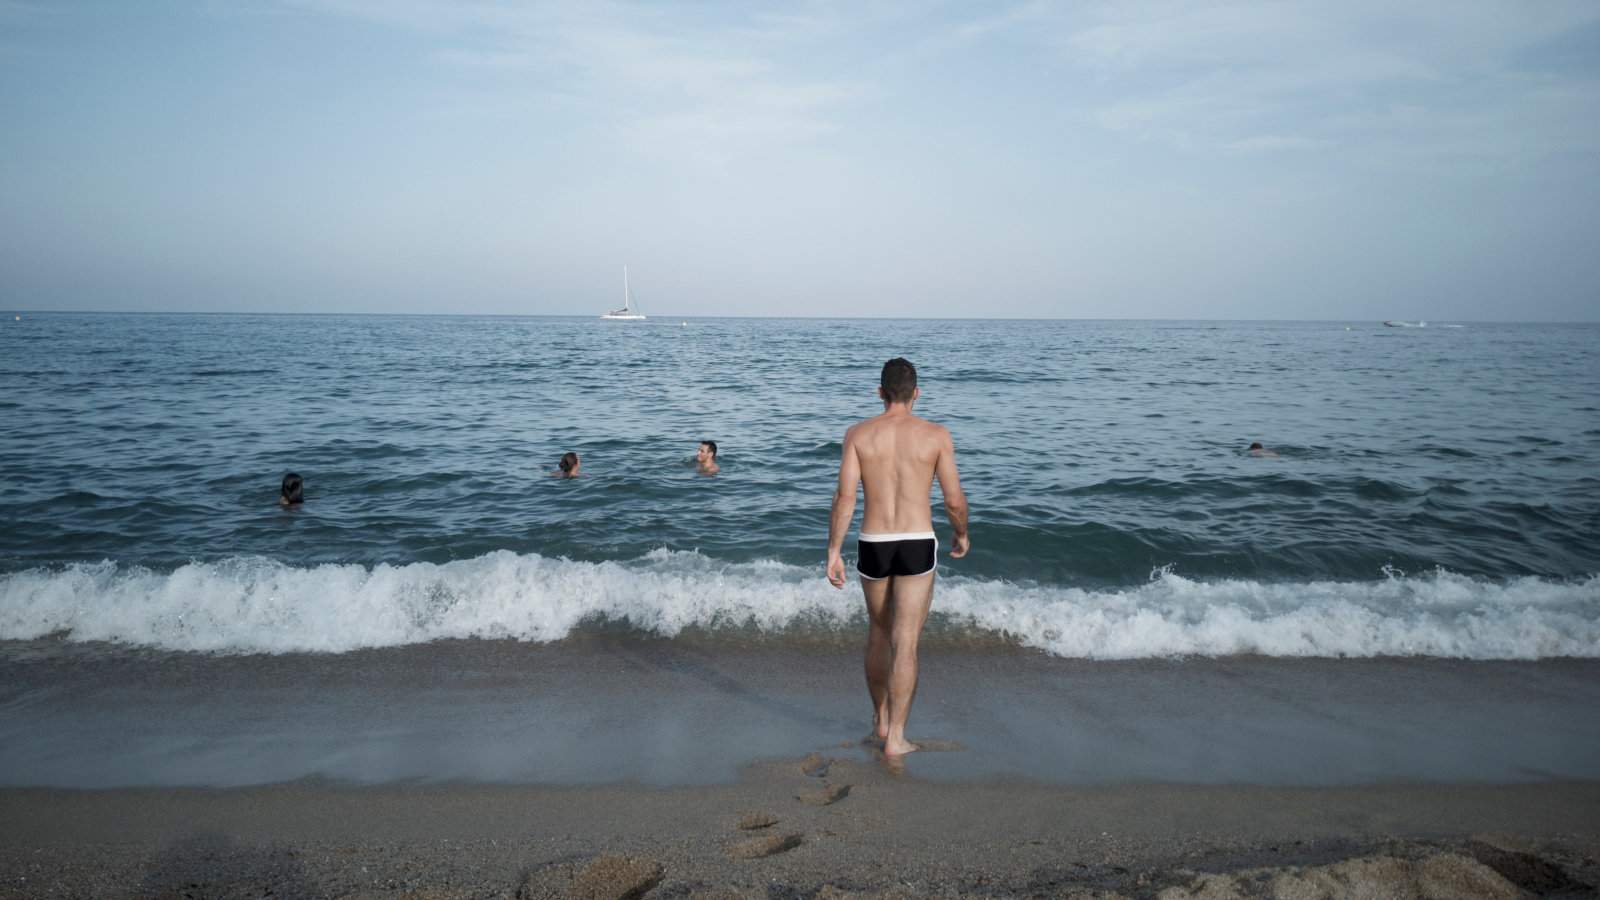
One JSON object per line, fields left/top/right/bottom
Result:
{"left": 880, "top": 358, "right": 917, "bottom": 404}
{"left": 700, "top": 440, "right": 717, "bottom": 459}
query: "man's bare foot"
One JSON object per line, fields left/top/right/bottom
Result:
{"left": 860, "top": 732, "right": 885, "bottom": 747}
{"left": 883, "top": 737, "right": 920, "bottom": 757}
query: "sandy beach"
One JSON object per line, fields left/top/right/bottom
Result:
{"left": 3, "top": 640, "right": 1599, "bottom": 897}
{"left": 3, "top": 769, "right": 1598, "bottom": 898}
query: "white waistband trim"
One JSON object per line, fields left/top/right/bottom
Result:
{"left": 859, "top": 531, "right": 936, "bottom": 542}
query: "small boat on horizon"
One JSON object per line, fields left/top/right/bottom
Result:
{"left": 1383, "top": 320, "right": 1426, "bottom": 328}
{"left": 601, "top": 266, "right": 646, "bottom": 321}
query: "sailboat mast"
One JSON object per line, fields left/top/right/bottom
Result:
{"left": 624, "top": 266, "right": 630, "bottom": 312}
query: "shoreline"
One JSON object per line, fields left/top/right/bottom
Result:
{"left": 5, "top": 640, "right": 1599, "bottom": 789}
{"left": 3, "top": 766, "right": 1598, "bottom": 898}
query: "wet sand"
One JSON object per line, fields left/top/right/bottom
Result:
{"left": 4, "top": 638, "right": 1599, "bottom": 787}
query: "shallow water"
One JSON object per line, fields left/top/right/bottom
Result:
{"left": 3, "top": 640, "right": 1598, "bottom": 787}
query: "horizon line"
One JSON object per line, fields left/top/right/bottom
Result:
{"left": 6, "top": 309, "right": 1595, "bottom": 325}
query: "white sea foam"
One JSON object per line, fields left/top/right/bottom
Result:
{"left": 1, "top": 550, "right": 1596, "bottom": 658}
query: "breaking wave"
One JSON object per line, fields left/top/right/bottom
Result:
{"left": 1, "top": 550, "right": 1596, "bottom": 658}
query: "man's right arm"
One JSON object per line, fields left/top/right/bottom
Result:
{"left": 934, "top": 427, "right": 970, "bottom": 558}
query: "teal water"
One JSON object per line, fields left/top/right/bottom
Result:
{"left": 2, "top": 313, "right": 1597, "bottom": 658}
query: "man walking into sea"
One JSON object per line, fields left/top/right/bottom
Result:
{"left": 827, "top": 358, "right": 969, "bottom": 757}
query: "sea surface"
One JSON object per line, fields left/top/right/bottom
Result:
{"left": 2, "top": 313, "right": 1598, "bottom": 660}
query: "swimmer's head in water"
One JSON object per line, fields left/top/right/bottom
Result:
{"left": 281, "top": 472, "right": 303, "bottom": 504}
{"left": 559, "top": 451, "right": 579, "bottom": 475}
{"left": 880, "top": 357, "right": 917, "bottom": 404}
{"left": 699, "top": 440, "right": 718, "bottom": 461}
{"left": 1249, "top": 442, "right": 1264, "bottom": 451}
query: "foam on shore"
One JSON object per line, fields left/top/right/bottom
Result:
{"left": 2, "top": 549, "right": 1596, "bottom": 658}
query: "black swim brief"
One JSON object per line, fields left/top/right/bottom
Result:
{"left": 856, "top": 532, "right": 938, "bottom": 580}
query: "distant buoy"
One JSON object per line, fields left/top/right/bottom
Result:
{"left": 681, "top": 321, "right": 687, "bottom": 327}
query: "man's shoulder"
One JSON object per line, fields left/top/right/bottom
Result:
{"left": 845, "top": 414, "right": 885, "bottom": 436}
{"left": 848, "top": 414, "right": 949, "bottom": 443}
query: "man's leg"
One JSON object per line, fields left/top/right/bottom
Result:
{"left": 861, "top": 575, "right": 893, "bottom": 741}
{"left": 882, "top": 571, "right": 934, "bottom": 756}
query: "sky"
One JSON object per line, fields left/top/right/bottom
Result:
{"left": 2, "top": 1, "right": 1598, "bottom": 320}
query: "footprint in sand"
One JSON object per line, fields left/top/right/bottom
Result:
{"left": 726, "top": 833, "right": 803, "bottom": 859}
{"left": 796, "top": 783, "right": 851, "bottom": 806}
{"left": 800, "top": 753, "right": 831, "bottom": 777}
{"left": 736, "top": 812, "right": 778, "bottom": 831}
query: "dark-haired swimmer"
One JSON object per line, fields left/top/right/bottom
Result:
{"left": 697, "top": 440, "right": 720, "bottom": 475}
{"left": 826, "top": 357, "right": 969, "bottom": 757}
{"left": 554, "top": 452, "right": 581, "bottom": 478}
{"left": 1248, "top": 442, "right": 1279, "bottom": 458}
{"left": 279, "top": 472, "right": 304, "bottom": 507}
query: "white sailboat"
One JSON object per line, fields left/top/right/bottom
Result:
{"left": 601, "top": 266, "right": 646, "bottom": 320}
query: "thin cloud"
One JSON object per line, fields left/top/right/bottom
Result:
{"left": 1224, "top": 135, "right": 1327, "bottom": 154}
{"left": 284, "top": 0, "right": 865, "bottom": 164}
{"left": 432, "top": 48, "right": 535, "bottom": 70}
{"left": 893, "top": 1, "right": 1050, "bottom": 63}
{"left": 1055, "top": 1, "right": 1600, "bottom": 165}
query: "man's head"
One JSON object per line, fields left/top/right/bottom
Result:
{"left": 879, "top": 357, "right": 918, "bottom": 406}
{"left": 698, "top": 440, "right": 718, "bottom": 463}
{"left": 559, "top": 451, "right": 580, "bottom": 475}
{"left": 281, "top": 472, "right": 303, "bottom": 504}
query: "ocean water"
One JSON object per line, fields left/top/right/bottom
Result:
{"left": 2, "top": 313, "right": 1598, "bottom": 659}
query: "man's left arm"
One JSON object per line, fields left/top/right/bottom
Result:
{"left": 826, "top": 431, "right": 861, "bottom": 588}
{"left": 935, "top": 427, "right": 969, "bottom": 558}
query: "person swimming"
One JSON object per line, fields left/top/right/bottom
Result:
{"left": 279, "top": 472, "right": 304, "bottom": 506}
{"left": 1248, "top": 442, "right": 1279, "bottom": 458}
{"left": 697, "top": 440, "right": 720, "bottom": 475}
{"left": 556, "top": 451, "right": 581, "bottom": 478}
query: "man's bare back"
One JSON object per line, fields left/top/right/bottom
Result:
{"left": 848, "top": 413, "right": 952, "bottom": 534}
{"left": 826, "top": 358, "right": 968, "bottom": 758}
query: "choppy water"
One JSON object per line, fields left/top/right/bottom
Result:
{"left": 2, "top": 313, "right": 1597, "bottom": 658}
